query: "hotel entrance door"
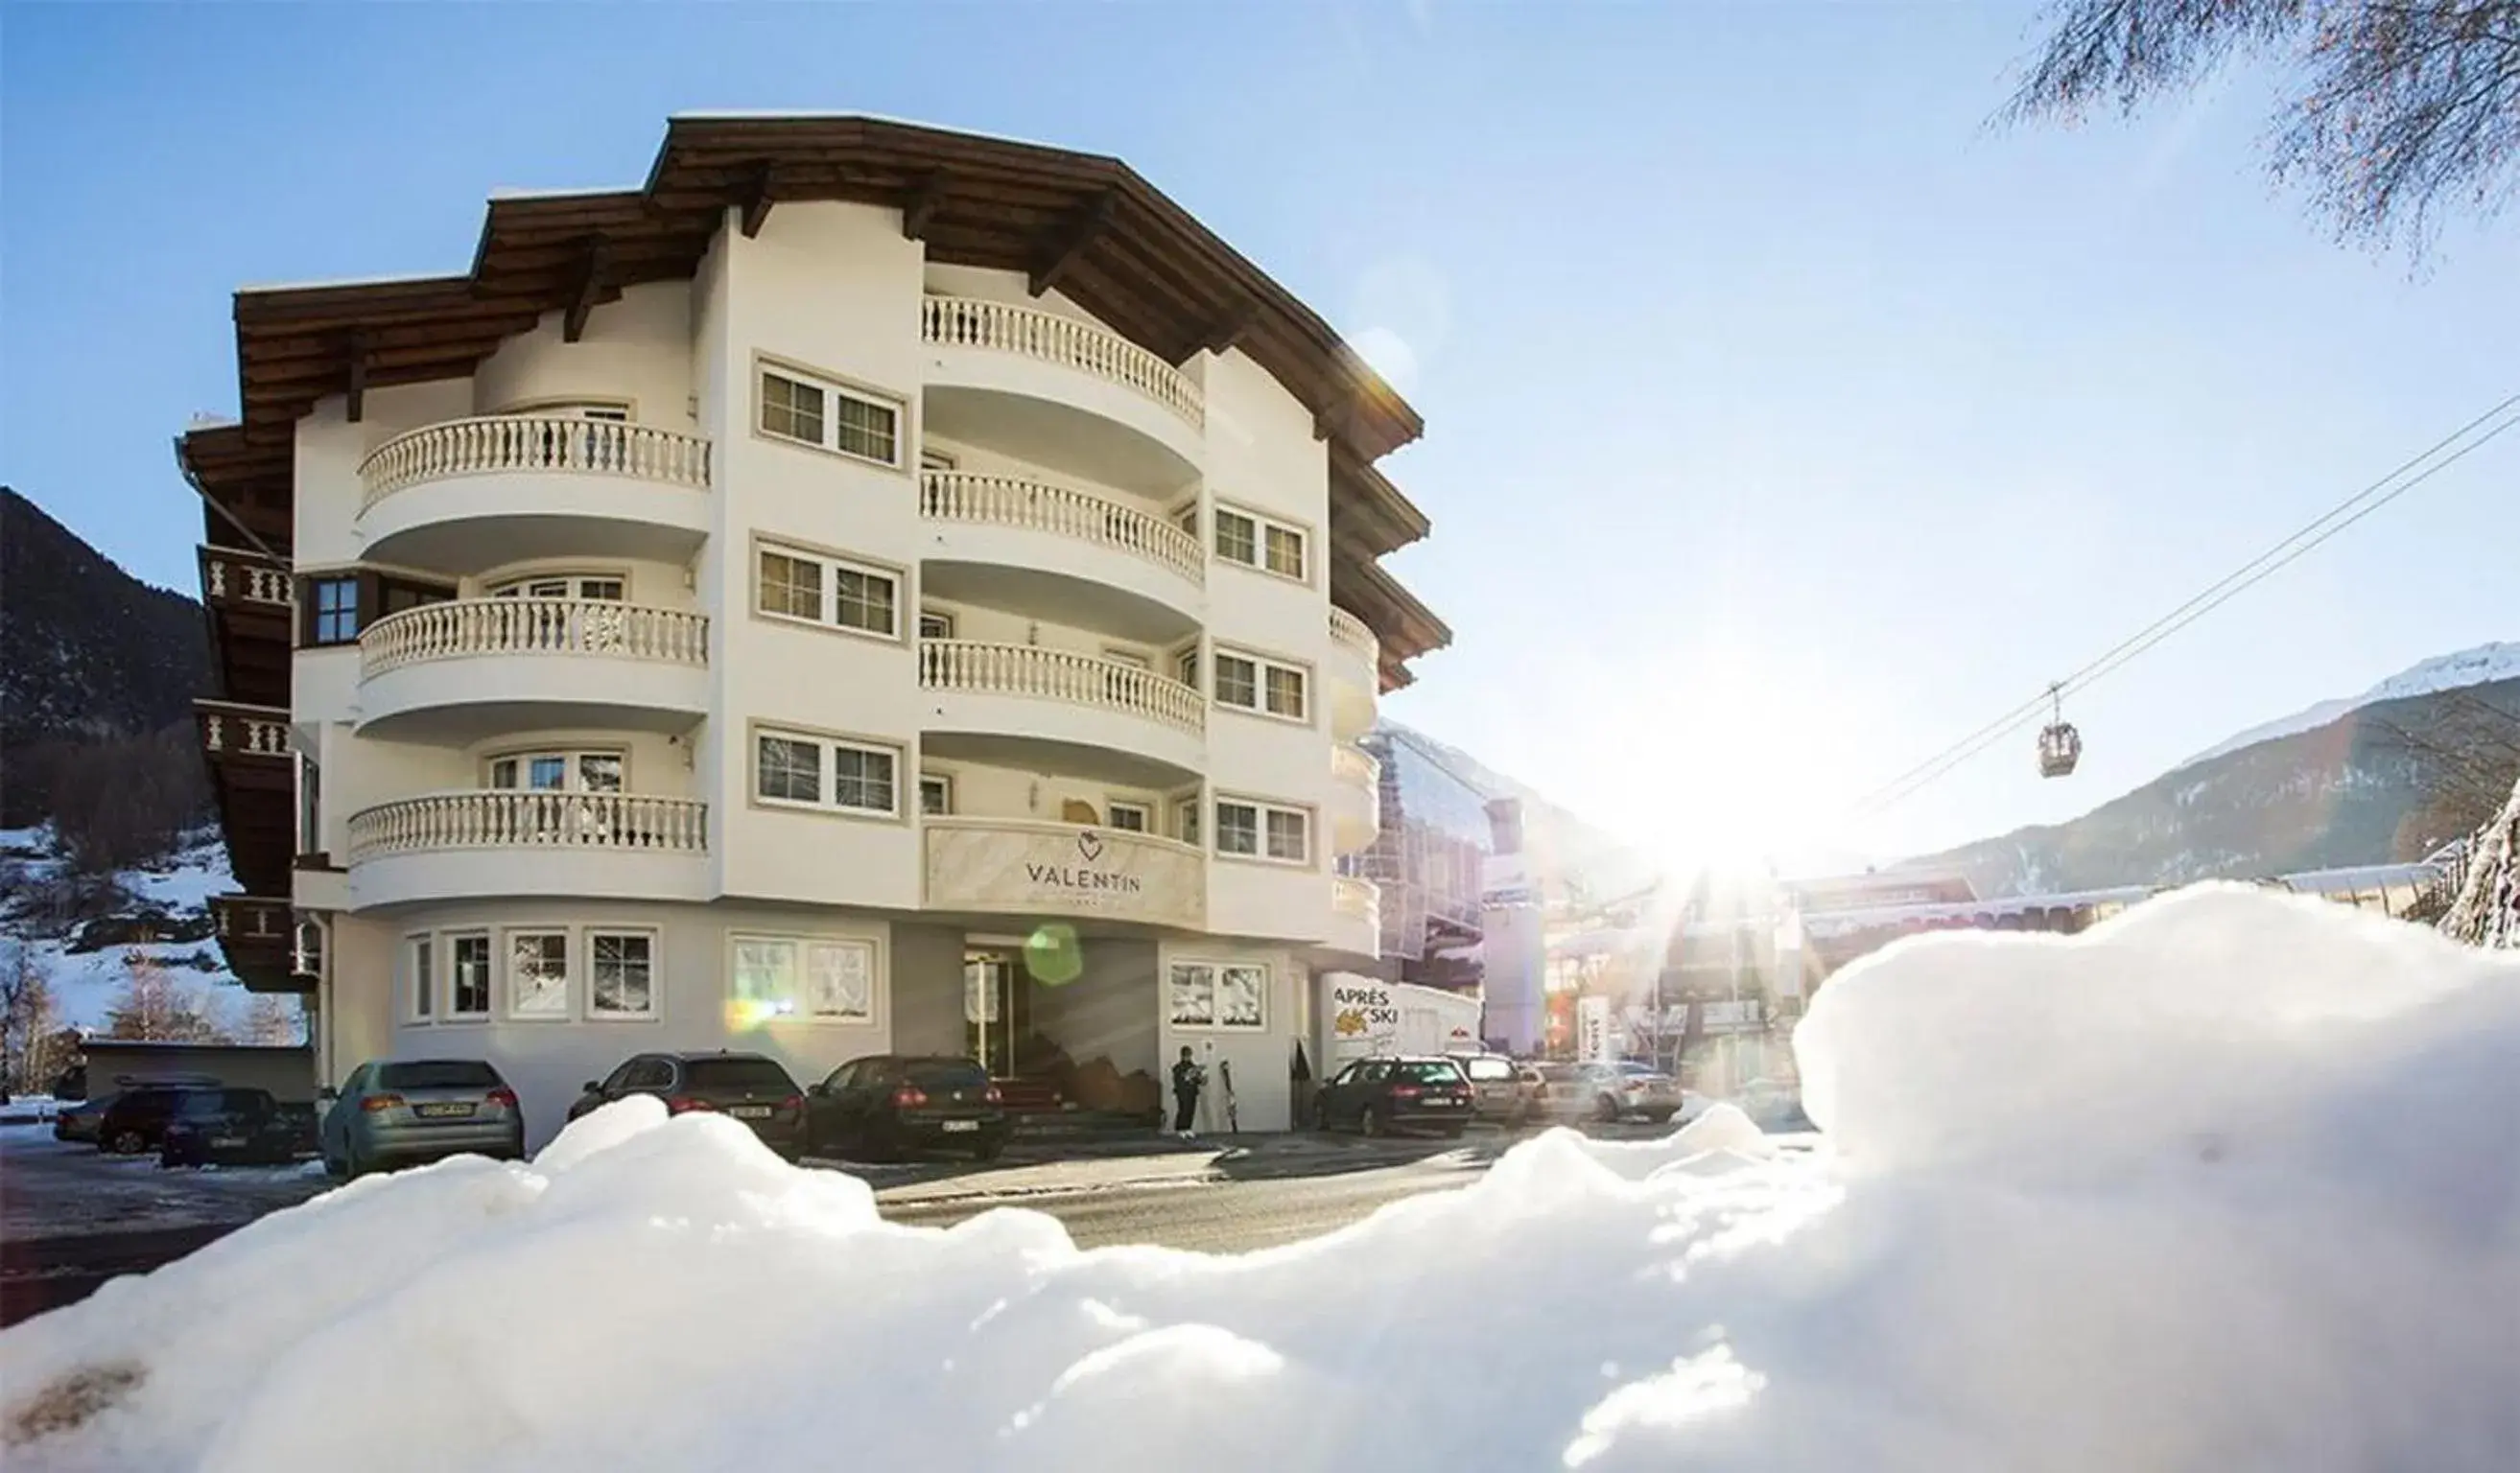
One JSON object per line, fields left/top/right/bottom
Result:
{"left": 964, "top": 952, "right": 1031, "bottom": 1076}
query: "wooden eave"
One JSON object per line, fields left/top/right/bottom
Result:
{"left": 1331, "top": 556, "right": 1450, "bottom": 691}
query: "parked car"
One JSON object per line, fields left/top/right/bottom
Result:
{"left": 95, "top": 1086, "right": 216, "bottom": 1156}
{"left": 159, "top": 1087, "right": 308, "bottom": 1167}
{"left": 1534, "top": 1062, "right": 1703, "bottom": 1126}
{"left": 322, "top": 1059, "right": 526, "bottom": 1178}
{"left": 1455, "top": 1053, "right": 1543, "bottom": 1126}
{"left": 569, "top": 1051, "right": 805, "bottom": 1159}
{"left": 53, "top": 1093, "right": 116, "bottom": 1144}
{"left": 804, "top": 1055, "right": 1009, "bottom": 1162}
{"left": 1310, "top": 1056, "right": 1476, "bottom": 1137}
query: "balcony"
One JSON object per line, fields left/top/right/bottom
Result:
{"left": 1325, "top": 875, "right": 1382, "bottom": 960}
{"left": 345, "top": 791, "right": 710, "bottom": 909}
{"left": 924, "top": 816, "right": 1207, "bottom": 929}
{"left": 354, "top": 416, "right": 714, "bottom": 572}
{"left": 210, "top": 895, "right": 316, "bottom": 994}
{"left": 1328, "top": 607, "right": 1379, "bottom": 740}
{"left": 1331, "top": 742, "right": 1382, "bottom": 855}
{"left": 919, "top": 640, "right": 1204, "bottom": 776}
{"left": 921, "top": 294, "right": 1204, "bottom": 491}
{"left": 919, "top": 469, "right": 1203, "bottom": 632}
{"left": 356, "top": 598, "right": 710, "bottom": 737}
{"left": 196, "top": 701, "right": 292, "bottom": 766}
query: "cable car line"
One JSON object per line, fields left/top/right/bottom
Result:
{"left": 1846, "top": 393, "right": 2520, "bottom": 820}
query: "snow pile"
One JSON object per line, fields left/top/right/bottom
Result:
{"left": 6, "top": 886, "right": 2516, "bottom": 1472}
{"left": 0, "top": 826, "right": 271, "bottom": 1038}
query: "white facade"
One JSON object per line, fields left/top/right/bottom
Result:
{"left": 280, "top": 202, "right": 1396, "bottom": 1145}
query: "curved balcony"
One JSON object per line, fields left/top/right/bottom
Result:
{"left": 1328, "top": 607, "right": 1380, "bottom": 741}
{"left": 356, "top": 598, "right": 710, "bottom": 738}
{"left": 921, "top": 295, "right": 1203, "bottom": 490}
{"left": 355, "top": 416, "right": 714, "bottom": 573}
{"left": 919, "top": 640, "right": 1204, "bottom": 777}
{"left": 345, "top": 790, "right": 710, "bottom": 909}
{"left": 919, "top": 469, "right": 1203, "bottom": 636}
{"left": 1325, "top": 875, "right": 1383, "bottom": 960}
{"left": 1331, "top": 742, "right": 1382, "bottom": 855}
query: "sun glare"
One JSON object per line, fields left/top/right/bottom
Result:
{"left": 1612, "top": 644, "right": 1856, "bottom": 881}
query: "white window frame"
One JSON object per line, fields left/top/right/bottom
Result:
{"left": 1212, "top": 646, "right": 1309, "bottom": 724}
{"left": 1172, "top": 642, "right": 1201, "bottom": 695}
{"left": 919, "top": 771, "right": 954, "bottom": 816}
{"left": 484, "top": 571, "right": 627, "bottom": 601}
{"left": 446, "top": 932, "right": 492, "bottom": 1020}
{"left": 1212, "top": 501, "right": 1309, "bottom": 583}
{"left": 484, "top": 748, "right": 626, "bottom": 793}
{"left": 752, "top": 727, "right": 902, "bottom": 819}
{"left": 727, "top": 933, "right": 881, "bottom": 1026}
{"left": 406, "top": 934, "right": 435, "bottom": 1025}
{"left": 1214, "top": 796, "right": 1311, "bottom": 866}
{"left": 1167, "top": 960, "right": 1268, "bottom": 1032}
{"left": 918, "top": 607, "right": 956, "bottom": 641}
{"left": 755, "top": 542, "right": 903, "bottom": 642}
{"left": 504, "top": 927, "right": 574, "bottom": 1022}
{"left": 588, "top": 929, "right": 661, "bottom": 1022}
{"left": 1106, "top": 800, "right": 1151, "bottom": 833}
{"left": 1174, "top": 795, "right": 1203, "bottom": 847}
{"left": 756, "top": 362, "right": 904, "bottom": 469}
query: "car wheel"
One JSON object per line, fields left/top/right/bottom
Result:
{"left": 1442, "top": 1124, "right": 1467, "bottom": 1140}
{"left": 1309, "top": 1100, "right": 1332, "bottom": 1132}
{"left": 1643, "top": 1109, "right": 1675, "bottom": 1126}
{"left": 345, "top": 1139, "right": 370, "bottom": 1181}
{"left": 107, "top": 1129, "right": 147, "bottom": 1157}
{"left": 1360, "top": 1105, "right": 1386, "bottom": 1138}
{"left": 1594, "top": 1094, "right": 1621, "bottom": 1125}
{"left": 974, "top": 1135, "right": 1005, "bottom": 1163}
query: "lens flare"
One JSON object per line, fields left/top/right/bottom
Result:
{"left": 1024, "top": 924, "right": 1083, "bottom": 987}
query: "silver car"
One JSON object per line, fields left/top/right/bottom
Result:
{"left": 321, "top": 1059, "right": 525, "bottom": 1178}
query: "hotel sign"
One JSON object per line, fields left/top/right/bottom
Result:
{"left": 926, "top": 821, "right": 1205, "bottom": 927}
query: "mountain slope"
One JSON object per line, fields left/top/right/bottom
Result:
{"left": 2179, "top": 643, "right": 2520, "bottom": 771}
{"left": 1, "top": 487, "right": 213, "bottom": 825}
{"left": 1913, "top": 675, "right": 2520, "bottom": 897}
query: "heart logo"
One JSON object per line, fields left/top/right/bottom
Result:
{"left": 1077, "top": 830, "right": 1104, "bottom": 863}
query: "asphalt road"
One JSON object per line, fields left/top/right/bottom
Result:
{"left": 884, "top": 1155, "right": 1483, "bottom": 1251}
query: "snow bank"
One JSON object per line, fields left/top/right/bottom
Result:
{"left": 6, "top": 886, "right": 2515, "bottom": 1472}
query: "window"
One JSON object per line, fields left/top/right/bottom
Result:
{"left": 1107, "top": 801, "right": 1150, "bottom": 833}
{"left": 409, "top": 936, "right": 434, "bottom": 1022}
{"left": 507, "top": 931, "right": 571, "bottom": 1018}
{"left": 448, "top": 933, "right": 491, "bottom": 1018}
{"left": 1215, "top": 798, "right": 1309, "bottom": 864}
{"left": 1168, "top": 961, "right": 1266, "bottom": 1030}
{"left": 730, "top": 935, "right": 876, "bottom": 1022}
{"left": 1174, "top": 645, "right": 1200, "bottom": 693}
{"left": 487, "top": 750, "right": 623, "bottom": 792}
{"left": 1213, "top": 507, "right": 1257, "bottom": 565}
{"left": 590, "top": 932, "right": 656, "bottom": 1019}
{"left": 1175, "top": 798, "right": 1202, "bottom": 847}
{"left": 310, "top": 577, "right": 359, "bottom": 645}
{"left": 919, "top": 773, "right": 954, "bottom": 816}
{"left": 920, "top": 446, "right": 958, "bottom": 471}
{"left": 487, "top": 573, "right": 624, "bottom": 601}
{"left": 754, "top": 729, "right": 899, "bottom": 817}
{"left": 1212, "top": 503, "right": 1307, "bottom": 582}
{"left": 1172, "top": 502, "right": 1200, "bottom": 538}
{"left": 1212, "top": 647, "right": 1308, "bottom": 723}
{"left": 919, "top": 609, "right": 955, "bottom": 641}
{"left": 758, "top": 365, "right": 901, "bottom": 467}
{"left": 755, "top": 544, "right": 899, "bottom": 639}
{"left": 381, "top": 578, "right": 457, "bottom": 615}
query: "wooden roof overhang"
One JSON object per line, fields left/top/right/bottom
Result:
{"left": 179, "top": 113, "right": 1450, "bottom": 679}
{"left": 1334, "top": 556, "right": 1452, "bottom": 692}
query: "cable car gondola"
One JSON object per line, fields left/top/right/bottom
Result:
{"left": 2037, "top": 684, "right": 2081, "bottom": 779}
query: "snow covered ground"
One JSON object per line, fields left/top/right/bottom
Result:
{"left": 0, "top": 826, "right": 270, "bottom": 1039}
{"left": 3, "top": 884, "right": 2514, "bottom": 1472}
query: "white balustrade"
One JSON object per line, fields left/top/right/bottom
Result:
{"left": 1332, "top": 742, "right": 1381, "bottom": 788}
{"left": 361, "top": 598, "right": 709, "bottom": 679}
{"left": 1333, "top": 875, "right": 1380, "bottom": 923}
{"left": 921, "top": 294, "right": 1205, "bottom": 430}
{"left": 919, "top": 470, "right": 1204, "bottom": 584}
{"left": 919, "top": 640, "right": 1205, "bottom": 736}
{"left": 202, "top": 552, "right": 292, "bottom": 609}
{"left": 348, "top": 791, "right": 709, "bottom": 863}
{"left": 358, "top": 415, "right": 714, "bottom": 509}
{"left": 202, "top": 709, "right": 291, "bottom": 758}
{"left": 1329, "top": 606, "right": 1378, "bottom": 665}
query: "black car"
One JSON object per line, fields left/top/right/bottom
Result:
{"left": 805, "top": 1055, "right": 1009, "bottom": 1162}
{"left": 1311, "top": 1055, "right": 1475, "bottom": 1137}
{"left": 569, "top": 1051, "right": 806, "bottom": 1159}
{"left": 159, "top": 1087, "right": 309, "bottom": 1167}
{"left": 95, "top": 1086, "right": 215, "bottom": 1156}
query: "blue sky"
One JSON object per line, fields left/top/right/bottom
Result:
{"left": 5, "top": 2, "right": 2513, "bottom": 866}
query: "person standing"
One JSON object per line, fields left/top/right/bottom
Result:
{"left": 1169, "top": 1044, "right": 1205, "bottom": 1138}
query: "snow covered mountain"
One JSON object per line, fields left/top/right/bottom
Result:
{"left": 2178, "top": 643, "right": 2520, "bottom": 771}
{"left": 1912, "top": 646, "right": 2520, "bottom": 898}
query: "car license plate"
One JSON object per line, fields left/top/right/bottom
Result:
{"left": 212, "top": 1135, "right": 246, "bottom": 1148}
{"left": 1422, "top": 1097, "right": 1453, "bottom": 1108}
{"left": 416, "top": 1103, "right": 474, "bottom": 1118}
{"left": 730, "top": 1105, "right": 772, "bottom": 1120}
{"left": 940, "top": 1119, "right": 979, "bottom": 1134}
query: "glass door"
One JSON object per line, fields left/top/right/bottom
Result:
{"left": 963, "top": 953, "right": 1028, "bottom": 1076}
